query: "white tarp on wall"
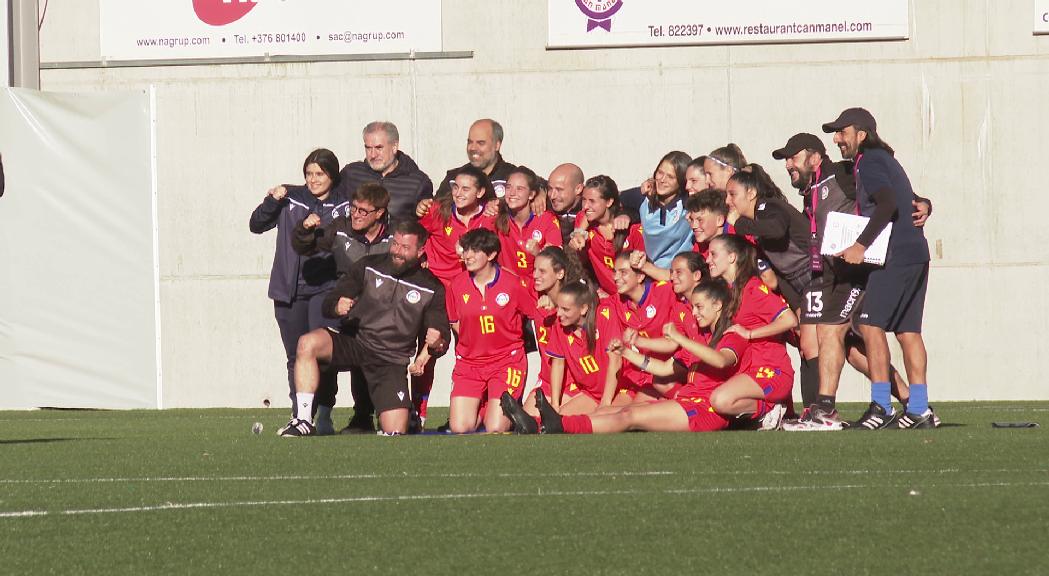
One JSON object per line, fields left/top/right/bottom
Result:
{"left": 0, "top": 88, "right": 160, "bottom": 409}
{"left": 548, "top": 0, "right": 910, "bottom": 48}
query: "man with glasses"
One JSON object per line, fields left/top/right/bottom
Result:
{"left": 292, "top": 182, "right": 393, "bottom": 434}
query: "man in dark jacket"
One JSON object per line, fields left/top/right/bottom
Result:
{"left": 334, "top": 121, "right": 434, "bottom": 228}
{"left": 279, "top": 220, "right": 450, "bottom": 437}
{"left": 434, "top": 119, "right": 516, "bottom": 198}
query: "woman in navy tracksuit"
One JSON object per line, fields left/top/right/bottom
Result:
{"left": 249, "top": 149, "right": 349, "bottom": 433}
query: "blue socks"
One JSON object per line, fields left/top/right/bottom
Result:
{"left": 909, "top": 384, "right": 929, "bottom": 415}
{"left": 871, "top": 382, "right": 892, "bottom": 414}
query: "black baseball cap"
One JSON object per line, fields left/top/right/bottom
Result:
{"left": 772, "top": 133, "right": 826, "bottom": 160}
{"left": 822, "top": 107, "right": 877, "bottom": 133}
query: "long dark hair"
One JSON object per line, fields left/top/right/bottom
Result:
{"left": 559, "top": 280, "right": 599, "bottom": 354}
{"left": 673, "top": 251, "right": 709, "bottom": 282}
{"left": 731, "top": 163, "right": 785, "bottom": 201}
{"left": 496, "top": 165, "right": 540, "bottom": 235}
{"left": 536, "top": 246, "right": 585, "bottom": 289}
{"left": 711, "top": 234, "right": 759, "bottom": 325}
{"left": 858, "top": 127, "right": 896, "bottom": 156}
{"left": 583, "top": 175, "right": 630, "bottom": 253}
{"left": 692, "top": 278, "right": 732, "bottom": 346}
{"left": 438, "top": 165, "right": 496, "bottom": 224}
{"left": 302, "top": 148, "right": 341, "bottom": 189}
{"left": 647, "top": 151, "right": 691, "bottom": 208}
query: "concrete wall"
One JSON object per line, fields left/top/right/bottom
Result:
{"left": 34, "top": 0, "right": 1049, "bottom": 407}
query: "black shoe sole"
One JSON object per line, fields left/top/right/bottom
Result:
{"left": 500, "top": 392, "right": 538, "bottom": 434}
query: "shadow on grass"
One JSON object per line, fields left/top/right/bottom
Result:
{"left": 0, "top": 438, "right": 115, "bottom": 445}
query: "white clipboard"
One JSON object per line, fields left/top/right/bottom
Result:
{"left": 820, "top": 211, "right": 891, "bottom": 265}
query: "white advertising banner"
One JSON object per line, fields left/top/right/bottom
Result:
{"left": 100, "top": 0, "right": 442, "bottom": 61}
{"left": 1036, "top": 1, "right": 1049, "bottom": 34}
{"left": 548, "top": 0, "right": 910, "bottom": 49}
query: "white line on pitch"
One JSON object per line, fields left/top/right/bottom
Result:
{"left": 3, "top": 481, "right": 1048, "bottom": 520}
{"left": 2, "top": 468, "right": 1047, "bottom": 485}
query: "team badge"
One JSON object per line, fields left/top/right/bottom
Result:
{"left": 494, "top": 182, "right": 506, "bottom": 198}
{"left": 496, "top": 292, "right": 510, "bottom": 307}
{"left": 645, "top": 305, "right": 657, "bottom": 319}
{"left": 821, "top": 185, "right": 830, "bottom": 200}
{"left": 406, "top": 290, "right": 421, "bottom": 304}
{"left": 532, "top": 229, "right": 544, "bottom": 241}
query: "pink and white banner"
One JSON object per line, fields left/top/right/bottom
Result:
{"left": 100, "top": 0, "right": 442, "bottom": 61}
{"left": 548, "top": 0, "right": 910, "bottom": 49}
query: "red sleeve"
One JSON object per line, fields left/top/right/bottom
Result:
{"left": 446, "top": 274, "right": 465, "bottom": 323}
{"left": 546, "top": 326, "right": 565, "bottom": 359}
{"left": 573, "top": 210, "right": 587, "bottom": 229}
{"left": 745, "top": 278, "right": 789, "bottom": 324}
{"left": 543, "top": 212, "right": 564, "bottom": 247}
{"left": 596, "top": 301, "right": 623, "bottom": 346}
{"left": 419, "top": 204, "right": 441, "bottom": 233}
{"left": 625, "top": 225, "right": 646, "bottom": 253}
{"left": 515, "top": 277, "right": 540, "bottom": 321}
{"left": 716, "top": 332, "right": 750, "bottom": 364}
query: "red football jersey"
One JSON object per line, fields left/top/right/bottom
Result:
{"left": 733, "top": 276, "right": 792, "bottom": 373}
{"left": 419, "top": 204, "right": 495, "bottom": 285}
{"left": 692, "top": 240, "right": 710, "bottom": 260}
{"left": 670, "top": 296, "right": 703, "bottom": 366}
{"left": 532, "top": 306, "right": 559, "bottom": 386}
{"left": 545, "top": 298, "right": 624, "bottom": 399}
{"left": 449, "top": 266, "right": 538, "bottom": 365}
{"left": 496, "top": 211, "right": 563, "bottom": 276}
{"left": 573, "top": 212, "right": 645, "bottom": 295}
{"left": 610, "top": 280, "right": 678, "bottom": 388}
{"left": 675, "top": 331, "right": 749, "bottom": 398}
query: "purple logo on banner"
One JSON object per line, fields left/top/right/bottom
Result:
{"left": 575, "top": 0, "right": 623, "bottom": 32}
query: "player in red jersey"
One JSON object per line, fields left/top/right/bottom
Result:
{"left": 567, "top": 175, "right": 645, "bottom": 296}
{"left": 504, "top": 279, "right": 747, "bottom": 434}
{"left": 447, "top": 229, "right": 538, "bottom": 433}
{"left": 494, "top": 166, "right": 562, "bottom": 276}
{"left": 517, "top": 246, "right": 585, "bottom": 422}
{"left": 538, "top": 281, "right": 626, "bottom": 416}
{"left": 413, "top": 165, "right": 497, "bottom": 427}
{"left": 624, "top": 252, "right": 707, "bottom": 384}
{"left": 607, "top": 252, "right": 680, "bottom": 403}
{"left": 705, "top": 233, "right": 798, "bottom": 429}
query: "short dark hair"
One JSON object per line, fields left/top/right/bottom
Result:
{"left": 394, "top": 219, "right": 428, "bottom": 247}
{"left": 354, "top": 182, "right": 390, "bottom": 210}
{"left": 685, "top": 189, "right": 728, "bottom": 216}
{"left": 302, "top": 148, "right": 341, "bottom": 188}
{"left": 458, "top": 228, "right": 501, "bottom": 257}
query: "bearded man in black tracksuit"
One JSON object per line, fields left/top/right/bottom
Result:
{"left": 279, "top": 220, "right": 450, "bottom": 437}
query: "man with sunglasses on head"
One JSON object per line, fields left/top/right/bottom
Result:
{"left": 292, "top": 182, "right": 392, "bottom": 434}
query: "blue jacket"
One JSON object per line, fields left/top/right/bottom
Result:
{"left": 250, "top": 185, "right": 350, "bottom": 303}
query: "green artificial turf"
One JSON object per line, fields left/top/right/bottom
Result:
{"left": 1, "top": 403, "right": 1047, "bottom": 575}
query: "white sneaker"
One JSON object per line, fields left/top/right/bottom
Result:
{"left": 759, "top": 403, "right": 787, "bottom": 431}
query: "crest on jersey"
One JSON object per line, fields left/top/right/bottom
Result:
{"left": 463, "top": 294, "right": 471, "bottom": 304}
{"left": 406, "top": 290, "right": 421, "bottom": 304}
{"left": 567, "top": 335, "right": 575, "bottom": 345}
{"left": 444, "top": 226, "right": 453, "bottom": 236}
{"left": 646, "top": 305, "right": 657, "bottom": 319}
{"left": 600, "top": 307, "right": 610, "bottom": 319}
{"left": 679, "top": 311, "right": 686, "bottom": 321}
{"left": 625, "top": 311, "right": 632, "bottom": 321}
{"left": 532, "top": 229, "right": 544, "bottom": 241}
{"left": 821, "top": 185, "right": 830, "bottom": 200}
{"left": 496, "top": 292, "right": 510, "bottom": 307}
{"left": 759, "top": 284, "right": 770, "bottom": 295}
